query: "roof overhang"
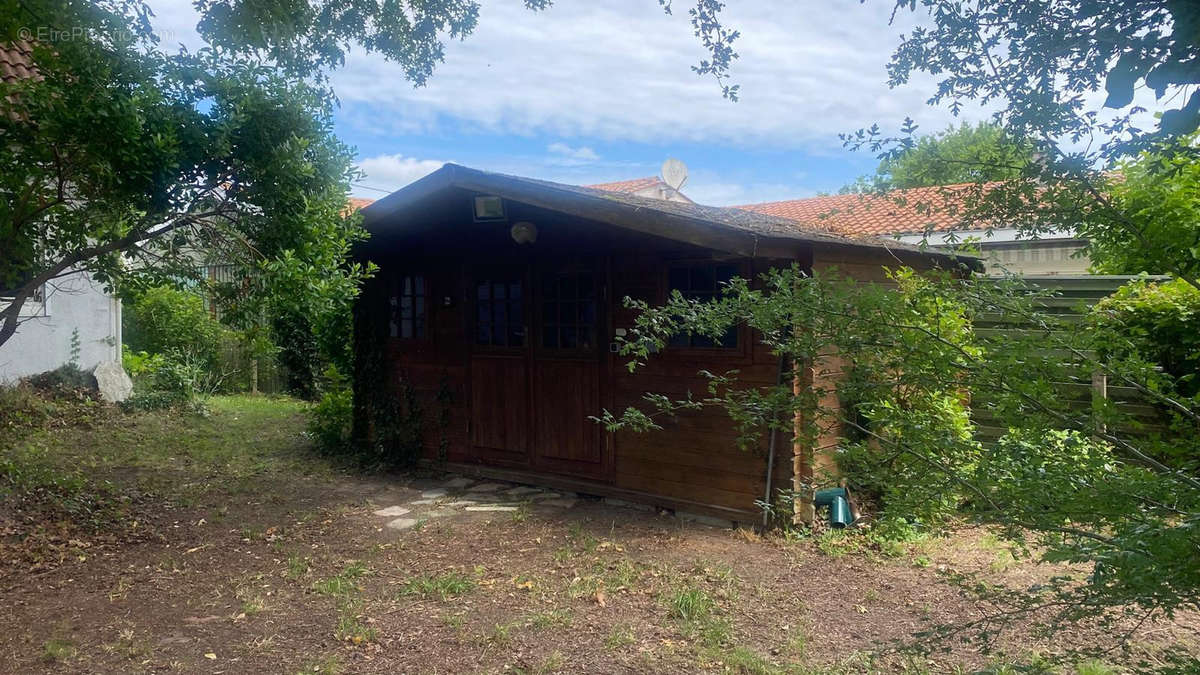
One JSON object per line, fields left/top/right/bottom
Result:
{"left": 361, "top": 164, "right": 983, "bottom": 272}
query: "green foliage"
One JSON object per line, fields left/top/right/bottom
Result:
{"left": 121, "top": 345, "right": 159, "bottom": 380}
{"left": 124, "top": 286, "right": 223, "bottom": 368}
{"left": 845, "top": 122, "right": 1035, "bottom": 192}
{"left": 1091, "top": 279, "right": 1200, "bottom": 396}
{"left": 122, "top": 351, "right": 219, "bottom": 413}
{"left": 0, "top": 1, "right": 372, "bottom": 356}
{"left": 880, "top": 0, "right": 1199, "bottom": 159}
{"left": 1089, "top": 135, "right": 1200, "bottom": 280}
{"left": 838, "top": 0, "right": 1200, "bottom": 296}
{"left": 348, "top": 278, "right": 428, "bottom": 466}
{"left": 604, "top": 264, "right": 1200, "bottom": 648}
{"left": 308, "top": 366, "right": 353, "bottom": 455}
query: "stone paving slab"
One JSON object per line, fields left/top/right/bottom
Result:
{"left": 466, "top": 482, "right": 507, "bottom": 493}
{"left": 420, "top": 489, "right": 448, "bottom": 499}
{"left": 528, "top": 492, "right": 564, "bottom": 500}
{"left": 503, "top": 486, "right": 543, "bottom": 497}
{"left": 464, "top": 505, "right": 519, "bottom": 512}
{"left": 442, "top": 500, "right": 478, "bottom": 508}
{"left": 409, "top": 499, "right": 437, "bottom": 506}
{"left": 538, "top": 498, "right": 577, "bottom": 509}
{"left": 386, "top": 517, "right": 419, "bottom": 530}
{"left": 442, "top": 477, "right": 474, "bottom": 489}
{"left": 373, "top": 506, "right": 411, "bottom": 517}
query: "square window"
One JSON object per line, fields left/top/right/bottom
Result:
{"left": 667, "top": 263, "right": 741, "bottom": 350}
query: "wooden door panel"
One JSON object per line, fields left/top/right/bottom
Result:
{"left": 532, "top": 360, "right": 603, "bottom": 478}
{"left": 469, "top": 356, "right": 529, "bottom": 460}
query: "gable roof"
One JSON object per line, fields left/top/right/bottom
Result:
{"left": 347, "top": 197, "right": 375, "bottom": 211}
{"left": 735, "top": 183, "right": 986, "bottom": 238}
{"left": 361, "top": 164, "right": 980, "bottom": 270}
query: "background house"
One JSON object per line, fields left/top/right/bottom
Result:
{"left": 736, "top": 185, "right": 1091, "bottom": 276}
{"left": 0, "top": 274, "right": 123, "bottom": 382}
{"left": 585, "top": 176, "right": 694, "bottom": 203}
{"left": 0, "top": 42, "right": 123, "bottom": 383}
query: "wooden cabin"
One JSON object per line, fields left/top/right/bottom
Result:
{"left": 354, "top": 164, "right": 975, "bottom": 524}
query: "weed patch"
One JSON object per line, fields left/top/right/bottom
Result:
{"left": 400, "top": 570, "right": 476, "bottom": 600}
{"left": 312, "top": 561, "right": 369, "bottom": 597}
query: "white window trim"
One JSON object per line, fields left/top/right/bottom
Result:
{"left": 0, "top": 285, "right": 48, "bottom": 318}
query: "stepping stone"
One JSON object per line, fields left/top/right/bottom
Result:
{"left": 443, "top": 477, "right": 474, "bottom": 489}
{"left": 373, "top": 506, "right": 411, "bottom": 517}
{"left": 503, "top": 486, "right": 543, "bottom": 497}
{"left": 409, "top": 499, "right": 437, "bottom": 506}
{"left": 529, "top": 492, "right": 563, "bottom": 500}
{"left": 464, "top": 505, "right": 519, "bottom": 512}
{"left": 386, "top": 517, "right": 419, "bottom": 530}
{"left": 467, "top": 482, "right": 506, "bottom": 493}
{"left": 538, "top": 498, "right": 577, "bottom": 509}
{"left": 443, "top": 500, "right": 478, "bottom": 508}
{"left": 421, "top": 489, "right": 448, "bottom": 499}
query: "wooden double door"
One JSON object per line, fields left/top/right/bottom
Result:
{"left": 468, "top": 260, "right": 608, "bottom": 480}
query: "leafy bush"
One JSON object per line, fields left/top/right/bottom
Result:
{"left": 123, "top": 286, "right": 223, "bottom": 368}
{"left": 1090, "top": 278, "right": 1200, "bottom": 396}
{"left": 308, "top": 365, "right": 352, "bottom": 454}
{"left": 121, "top": 344, "right": 161, "bottom": 379}
{"left": 122, "top": 351, "right": 218, "bottom": 413}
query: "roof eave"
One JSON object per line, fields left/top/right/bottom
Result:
{"left": 362, "top": 164, "right": 983, "bottom": 271}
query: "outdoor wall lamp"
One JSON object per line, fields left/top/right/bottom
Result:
{"left": 472, "top": 194, "right": 506, "bottom": 221}
{"left": 510, "top": 221, "right": 538, "bottom": 245}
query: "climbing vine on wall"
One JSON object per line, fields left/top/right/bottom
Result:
{"left": 350, "top": 276, "right": 425, "bottom": 466}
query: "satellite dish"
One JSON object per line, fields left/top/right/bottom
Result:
{"left": 661, "top": 158, "right": 688, "bottom": 191}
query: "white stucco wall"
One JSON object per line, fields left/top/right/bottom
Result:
{"left": 0, "top": 271, "right": 121, "bottom": 383}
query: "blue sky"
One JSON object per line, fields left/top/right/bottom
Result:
{"left": 147, "top": 1, "right": 994, "bottom": 205}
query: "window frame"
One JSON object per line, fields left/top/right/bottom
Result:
{"left": 389, "top": 272, "right": 430, "bottom": 342}
{"left": 659, "top": 259, "right": 751, "bottom": 358}
{"left": 536, "top": 265, "right": 601, "bottom": 356}
{"left": 472, "top": 267, "right": 528, "bottom": 351}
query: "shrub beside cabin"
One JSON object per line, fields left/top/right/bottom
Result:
{"left": 353, "top": 164, "right": 977, "bottom": 524}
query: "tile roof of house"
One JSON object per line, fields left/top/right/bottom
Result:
{"left": 0, "top": 41, "right": 38, "bottom": 85}
{"left": 585, "top": 177, "right": 666, "bottom": 193}
{"left": 361, "top": 163, "right": 982, "bottom": 270}
{"left": 347, "top": 197, "right": 376, "bottom": 210}
{"left": 735, "top": 183, "right": 988, "bottom": 238}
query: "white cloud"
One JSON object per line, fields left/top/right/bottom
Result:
{"left": 547, "top": 142, "right": 600, "bottom": 162}
{"left": 328, "top": 1, "right": 977, "bottom": 151}
{"left": 354, "top": 154, "right": 446, "bottom": 196}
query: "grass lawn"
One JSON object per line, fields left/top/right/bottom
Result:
{"left": 0, "top": 394, "right": 1194, "bottom": 673}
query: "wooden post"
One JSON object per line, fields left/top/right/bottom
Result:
{"left": 1092, "top": 370, "right": 1107, "bottom": 435}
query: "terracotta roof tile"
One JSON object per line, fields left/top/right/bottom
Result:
{"left": 347, "top": 197, "right": 375, "bottom": 210}
{"left": 585, "top": 177, "right": 665, "bottom": 193}
{"left": 735, "top": 183, "right": 991, "bottom": 238}
{"left": 1, "top": 41, "right": 38, "bottom": 85}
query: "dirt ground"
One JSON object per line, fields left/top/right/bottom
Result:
{"left": 1, "top": 394, "right": 1195, "bottom": 674}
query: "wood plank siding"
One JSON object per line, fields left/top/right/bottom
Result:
{"left": 355, "top": 167, "right": 970, "bottom": 524}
